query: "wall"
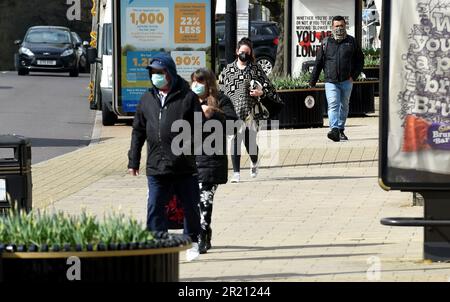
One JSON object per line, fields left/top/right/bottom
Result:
{"left": 0, "top": 0, "right": 92, "bottom": 70}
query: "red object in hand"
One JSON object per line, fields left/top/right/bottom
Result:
{"left": 166, "top": 195, "right": 184, "bottom": 229}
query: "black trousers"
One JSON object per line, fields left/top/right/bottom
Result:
{"left": 147, "top": 174, "right": 200, "bottom": 242}
{"left": 230, "top": 125, "right": 259, "bottom": 173}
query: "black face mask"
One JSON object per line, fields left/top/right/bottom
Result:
{"left": 238, "top": 52, "right": 251, "bottom": 62}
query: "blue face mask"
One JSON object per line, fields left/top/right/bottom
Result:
{"left": 151, "top": 73, "right": 168, "bottom": 89}
{"left": 191, "top": 83, "right": 206, "bottom": 96}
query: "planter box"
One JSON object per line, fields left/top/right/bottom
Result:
{"left": 363, "top": 66, "right": 380, "bottom": 96}
{"left": 348, "top": 80, "right": 377, "bottom": 115}
{"left": 275, "top": 88, "right": 325, "bottom": 129}
{"left": 0, "top": 254, "right": 2, "bottom": 282}
{"left": 0, "top": 234, "right": 190, "bottom": 282}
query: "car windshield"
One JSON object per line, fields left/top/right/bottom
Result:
{"left": 71, "top": 32, "right": 82, "bottom": 44}
{"left": 25, "top": 30, "right": 71, "bottom": 44}
{"left": 260, "top": 25, "right": 278, "bottom": 35}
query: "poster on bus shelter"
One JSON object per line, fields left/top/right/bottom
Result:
{"left": 380, "top": 0, "right": 450, "bottom": 189}
{"left": 116, "top": 0, "right": 212, "bottom": 113}
{"left": 291, "top": 0, "right": 356, "bottom": 75}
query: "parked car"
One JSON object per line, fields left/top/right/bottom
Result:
{"left": 71, "top": 31, "right": 90, "bottom": 73}
{"left": 14, "top": 26, "right": 80, "bottom": 77}
{"left": 216, "top": 20, "right": 280, "bottom": 75}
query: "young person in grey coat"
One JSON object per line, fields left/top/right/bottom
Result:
{"left": 191, "top": 68, "right": 238, "bottom": 254}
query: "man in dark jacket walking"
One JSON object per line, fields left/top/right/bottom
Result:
{"left": 128, "top": 53, "right": 203, "bottom": 261}
{"left": 309, "top": 16, "right": 364, "bottom": 142}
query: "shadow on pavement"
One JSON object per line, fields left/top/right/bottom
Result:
{"left": 182, "top": 266, "right": 450, "bottom": 281}
{"left": 243, "top": 159, "right": 378, "bottom": 170}
{"left": 237, "top": 175, "right": 377, "bottom": 183}
{"left": 198, "top": 253, "right": 377, "bottom": 263}
{"left": 182, "top": 272, "right": 309, "bottom": 281}
{"left": 212, "top": 243, "right": 389, "bottom": 252}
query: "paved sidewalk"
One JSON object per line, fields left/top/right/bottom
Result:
{"left": 32, "top": 112, "right": 450, "bottom": 282}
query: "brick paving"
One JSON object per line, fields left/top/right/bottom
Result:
{"left": 31, "top": 110, "right": 450, "bottom": 282}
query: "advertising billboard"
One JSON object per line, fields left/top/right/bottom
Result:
{"left": 114, "top": 0, "right": 213, "bottom": 114}
{"left": 291, "top": 0, "right": 357, "bottom": 75}
{"left": 380, "top": 0, "right": 450, "bottom": 189}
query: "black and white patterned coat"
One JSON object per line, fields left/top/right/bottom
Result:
{"left": 218, "top": 60, "right": 279, "bottom": 121}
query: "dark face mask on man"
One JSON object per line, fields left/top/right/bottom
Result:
{"left": 238, "top": 52, "right": 251, "bottom": 63}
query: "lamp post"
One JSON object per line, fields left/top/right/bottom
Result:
{"left": 225, "top": 0, "right": 237, "bottom": 64}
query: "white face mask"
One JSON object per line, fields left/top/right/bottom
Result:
{"left": 191, "top": 82, "right": 206, "bottom": 96}
{"left": 151, "top": 73, "right": 168, "bottom": 89}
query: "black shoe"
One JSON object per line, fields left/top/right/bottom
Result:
{"left": 327, "top": 128, "right": 340, "bottom": 142}
{"left": 339, "top": 129, "right": 348, "bottom": 141}
{"left": 206, "top": 227, "right": 212, "bottom": 250}
{"left": 198, "top": 231, "right": 208, "bottom": 254}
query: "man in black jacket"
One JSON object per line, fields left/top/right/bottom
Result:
{"left": 309, "top": 16, "right": 364, "bottom": 142}
{"left": 128, "top": 53, "right": 203, "bottom": 261}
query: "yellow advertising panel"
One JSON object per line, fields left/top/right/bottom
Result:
{"left": 174, "top": 3, "right": 206, "bottom": 44}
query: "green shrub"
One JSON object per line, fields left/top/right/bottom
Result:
{"left": 363, "top": 48, "right": 380, "bottom": 67}
{"left": 0, "top": 210, "right": 154, "bottom": 250}
{"left": 271, "top": 72, "right": 325, "bottom": 90}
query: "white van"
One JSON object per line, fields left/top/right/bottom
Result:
{"left": 88, "top": 0, "right": 127, "bottom": 126}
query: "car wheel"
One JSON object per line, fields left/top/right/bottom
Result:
{"left": 82, "top": 63, "right": 90, "bottom": 73}
{"left": 80, "top": 57, "right": 89, "bottom": 73}
{"left": 18, "top": 68, "right": 29, "bottom": 76}
{"left": 102, "top": 103, "right": 118, "bottom": 126}
{"left": 256, "top": 56, "right": 274, "bottom": 75}
{"left": 69, "top": 67, "right": 79, "bottom": 77}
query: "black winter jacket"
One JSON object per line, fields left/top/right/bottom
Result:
{"left": 196, "top": 92, "right": 238, "bottom": 184}
{"left": 128, "top": 77, "right": 203, "bottom": 176}
{"left": 310, "top": 35, "right": 364, "bottom": 85}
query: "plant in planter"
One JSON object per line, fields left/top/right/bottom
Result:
{"left": 363, "top": 48, "right": 380, "bottom": 67}
{"left": 269, "top": 72, "right": 325, "bottom": 128}
{"left": 270, "top": 72, "right": 325, "bottom": 90}
{"left": 362, "top": 48, "right": 381, "bottom": 97}
{"left": 270, "top": 70, "right": 378, "bottom": 121}
{"left": 0, "top": 210, "right": 191, "bottom": 282}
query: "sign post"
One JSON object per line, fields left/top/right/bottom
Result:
{"left": 290, "top": 0, "right": 360, "bottom": 76}
{"left": 113, "top": 0, "right": 213, "bottom": 115}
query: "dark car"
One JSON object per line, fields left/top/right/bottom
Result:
{"left": 15, "top": 26, "right": 80, "bottom": 77}
{"left": 71, "top": 31, "right": 90, "bottom": 73}
{"left": 216, "top": 20, "right": 280, "bottom": 75}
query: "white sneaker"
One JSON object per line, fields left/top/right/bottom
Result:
{"left": 186, "top": 242, "right": 200, "bottom": 261}
{"left": 230, "top": 172, "right": 240, "bottom": 183}
{"left": 250, "top": 160, "right": 259, "bottom": 178}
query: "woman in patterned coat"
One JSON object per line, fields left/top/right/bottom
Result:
{"left": 218, "top": 37, "right": 280, "bottom": 183}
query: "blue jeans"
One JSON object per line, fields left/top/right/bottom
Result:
{"left": 325, "top": 80, "right": 353, "bottom": 130}
{"left": 147, "top": 174, "right": 200, "bottom": 242}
